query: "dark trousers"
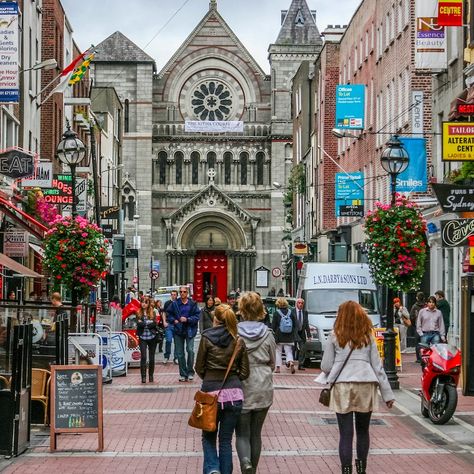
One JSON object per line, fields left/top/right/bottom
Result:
{"left": 294, "top": 331, "right": 306, "bottom": 366}
{"left": 235, "top": 407, "right": 270, "bottom": 470}
{"left": 336, "top": 411, "right": 372, "bottom": 466}
{"left": 139, "top": 338, "right": 157, "bottom": 377}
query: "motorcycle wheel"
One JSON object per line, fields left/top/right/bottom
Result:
{"left": 421, "top": 398, "right": 429, "bottom": 418}
{"left": 428, "top": 384, "right": 457, "bottom": 425}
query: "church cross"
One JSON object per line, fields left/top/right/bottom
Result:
{"left": 207, "top": 168, "right": 216, "bottom": 184}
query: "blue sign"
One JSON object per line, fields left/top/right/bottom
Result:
{"left": 153, "top": 260, "right": 160, "bottom": 272}
{"left": 397, "top": 137, "right": 427, "bottom": 192}
{"left": 335, "top": 84, "right": 365, "bottom": 130}
{"left": 0, "top": 2, "right": 19, "bottom": 103}
{"left": 335, "top": 172, "right": 364, "bottom": 217}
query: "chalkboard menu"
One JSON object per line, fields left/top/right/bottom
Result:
{"left": 50, "top": 365, "right": 103, "bottom": 452}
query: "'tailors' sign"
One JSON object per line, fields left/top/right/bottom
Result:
{"left": 437, "top": 0, "right": 463, "bottom": 27}
{"left": 442, "top": 122, "right": 474, "bottom": 161}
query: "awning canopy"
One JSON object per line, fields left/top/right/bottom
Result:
{"left": 0, "top": 252, "right": 43, "bottom": 278}
{"left": 29, "top": 242, "right": 45, "bottom": 258}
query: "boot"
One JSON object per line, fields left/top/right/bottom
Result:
{"left": 149, "top": 368, "right": 154, "bottom": 383}
{"left": 355, "top": 459, "right": 366, "bottom": 474}
{"left": 141, "top": 366, "right": 146, "bottom": 383}
{"left": 342, "top": 466, "right": 352, "bottom": 474}
{"left": 240, "top": 457, "right": 253, "bottom": 474}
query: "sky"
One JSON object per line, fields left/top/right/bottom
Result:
{"left": 61, "top": 0, "right": 361, "bottom": 74}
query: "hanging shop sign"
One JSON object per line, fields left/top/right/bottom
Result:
{"left": 437, "top": 0, "right": 463, "bottom": 27}
{"left": 0, "top": 2, "right": 19, "bottom": 102}
{"left": 3, "top": 230, "right": 28, "bottom": 257}
{"left": 441, "top": 219, "right": 474, "bottom": 247}
{"left": 335, "top": 172, "right": 364, "bottom": 217}
{"left": 412, "top": 91, "right": 424, "bottom": 134}
{"left": 293, "top": 242, "right": 308, "bottom": 256}
{"left": 335, "top": 85, "right": 365, "bottom": 130}
{"left": 0, "top": 147, "right": 35, "bottom": 179}
{"left": 397, "top": 137, "right": 427, "bottom": 192}
{"left": 100, "top": 206, "right": 120, "bottom": 220}
{"left": 457, "top": 103, "right": 474, "bottom": 116}
{"left": 22, "top": 161, "right": 53, "bottom": 188}
{"left": 442, "top": 122, "right": 474, "bottom": 161}
{"left": 432, "top": 183, "right": 474, "bottom": 213}
{"left": 184, "top": 121, "right": 243, "bottom": 133}
{"left": 415, "top": 0, "right": 447, "bottom": 69}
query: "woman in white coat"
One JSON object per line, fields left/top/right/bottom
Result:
{"left": 321, "top": 301, "right": 395, "bottom": 474}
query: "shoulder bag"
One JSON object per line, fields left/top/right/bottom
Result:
{"left": 319, "top": 345, "right": 355, "bottom": 407}
{"left": 188, "top": 337, "right": 241, "bottom": 432}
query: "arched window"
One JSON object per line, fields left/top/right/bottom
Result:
{"left": 191, "top": 151, "right": 200, "bottom": 185}
{"left": 175, "top": 151, "right": 184, "bottom": 185}
{"left": 256, "top": 152, "right": 265, "bottom": 185}
{"left": 158, "top": 151, "right": 167, "bottom": 185}
{"left": 224, "top": 152, "right": 232, "bottom": 185}
{"left": 207, "top": 151, "right": 216, "bottom": 169}
{"left": 124, "top": 99, "right": 129, "bottom": 133}
{"left": 240, "top": 152, "right": 248, "bottom": 185}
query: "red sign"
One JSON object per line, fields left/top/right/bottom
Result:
{"left": 437, "top": 0, "right": 463, "bottom": 27}
{"left": 457, "top": 103, "right": 474, "bottom": 115}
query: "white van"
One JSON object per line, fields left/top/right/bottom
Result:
{"left": 297, "top": 263, "right": 381, "bottom": 343}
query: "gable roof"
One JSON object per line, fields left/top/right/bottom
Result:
{"left": 158, "top": 5, "right": 266, "bottom": 79}
{"left": 275, "top": 0, "right": 322, "bottom": 46}
{"left": 94, "top": 31, "right": 156, "bottom": 70}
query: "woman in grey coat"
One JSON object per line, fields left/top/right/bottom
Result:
{"left": 321, "top": 301, "right": 395, "bottom": 474}
{"left": 235, "top": 292, "right": 276, "bottom": 474}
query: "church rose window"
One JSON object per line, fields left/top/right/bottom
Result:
{"left": 191, "top": 81, "right": 233, "bottom": 121}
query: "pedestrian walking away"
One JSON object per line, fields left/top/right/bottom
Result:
{"left": 435, "top": 290, "right": 451, "bottom": 340}
{"left": 416, "top": 295, "right": 446, "bottom": 346}
{"left": 166, "top": 286, "right": 200, "bottom": 381}
{"left": 409, "top": 292, "right": 425, "bottom": 362}
{"left": 271, "top": 297, "right": 297, "bottom": 374}
{"left": 236, "top": 291, "right": 276, "bottom": 474}
{"left": 195, "top": 304, "right": 250, "bottom": 474}
{"left": 294, "top": 297, "right": 311, "bottom": 370}
{"left": 136, "top": 296, "right": 159, "bottom": 383}
{"left": 163, "top": 290, "right": 179, "bottom": 365}
{"left": 321, "top": 301, "right": 395, "bottom": 473}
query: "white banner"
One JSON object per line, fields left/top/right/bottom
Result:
{"left": 185, "top": 120, "right": 244, "bottom": 133}
{"left": 4, "top": 231, "right": 28, "bottom": 257}
{"left": 415, "top": 0, "right": 447, "bottom": 69}
{"left": 0, "top": 2, "right": 19, "bottom": 102}
{"left": 22, "top": 162, "right": 53, "bottom": 188}
{"left": 411, "top": 91, "right": 424, "bottom": 135}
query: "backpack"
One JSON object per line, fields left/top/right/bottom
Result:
{"left": 278, "top": 309, "right": 293, "bottom": 334}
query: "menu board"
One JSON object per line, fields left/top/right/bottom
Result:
{"left": 50, "top": 365, "right": 103, "bottom": 451}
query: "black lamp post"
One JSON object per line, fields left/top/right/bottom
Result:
{"left": 56, "top": 123, "right": 86, "bottom": 325}
{"left": 379, "top": 135, "right": 409, "bottom": 389}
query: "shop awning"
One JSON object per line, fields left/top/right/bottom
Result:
{"left": 29, "top": 242, "right": 44, "bottom": 258}
{"left": 0, "top": 252, "right": 43, "bottom": 278}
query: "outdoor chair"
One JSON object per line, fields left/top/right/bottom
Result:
{"left": 31, "top": 368, "right": 50, "bottom": 425}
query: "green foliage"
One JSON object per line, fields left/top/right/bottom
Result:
{"left": 364, "top": 195, "right": 427, "bottom": 292}
{"left": 288, "top": 163, "right": 306, "bottom": 195}
{"left": 446, "top": 162, "right": 474, "bottom": 184}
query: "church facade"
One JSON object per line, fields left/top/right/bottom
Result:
{"left": 93, "top": 0, "right": 322, "bottom": 302}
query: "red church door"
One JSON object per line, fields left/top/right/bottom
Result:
{"left": 194, "top": 251, "right": 227, "bottom": 303}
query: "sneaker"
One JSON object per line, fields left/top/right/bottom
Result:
{"left": 163, "top": 359, "right": 169, "bottom": 365}
{"left": 188, "top": 375, "right": 194, "bottom": 381}
{"left": 174, "top": 358, "right": 179, "bottom": 365}
{"left": 179, "top": 377, "right": 187, "bottom": 382}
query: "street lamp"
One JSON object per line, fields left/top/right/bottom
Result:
{"left": 56, "top": 123, "right": 86, "bottom": 217}
{"left": 379, "top": 135, "right": 409, "bottom": 390}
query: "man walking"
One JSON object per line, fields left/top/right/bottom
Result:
{"left": 166, "top": 286, "right": 200, "bottom": 381}
{"left": 163, "top": 290, "right": 178, "bottom": 364}
{"left": 416, "top": 295, "right": 446, "bottom": 345}
{"left": 294, "top": 298, "right": 311, "bottom": 370}
{"left": 435, "top": 290, "right": 451, "bottom": 339}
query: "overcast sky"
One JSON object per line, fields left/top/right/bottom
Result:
{"left": 61, "top": 0, "right": 360, "bottom": 74}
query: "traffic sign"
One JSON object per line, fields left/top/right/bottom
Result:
{"left": 272, "top": 267, "right": 282, "bottom": 278}
{"left": 149, "top": 270, "right": 159, "bottom": 280}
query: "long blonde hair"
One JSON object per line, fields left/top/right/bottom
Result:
{"left": 333, "top": 301, "right": 372, "bottom": 349}
{"left": 137, "top": 297, "right": 155, "bottom": 320}
{"left": 213, "top": 304, "right": 238, "bottom": 339}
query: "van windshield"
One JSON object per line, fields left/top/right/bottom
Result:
{"left": 304, "top": 289, "right": 378, "bottom": 314}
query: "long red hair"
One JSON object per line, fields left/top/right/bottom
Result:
{"left": 333, "top": 300, "right": 373, "bottom": 349}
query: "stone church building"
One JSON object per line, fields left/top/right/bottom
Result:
{"left": 92, "top": 0, "right": 322, "bottom": 302}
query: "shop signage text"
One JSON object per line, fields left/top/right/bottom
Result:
{"left": 441, "top": 219, "right": 474, "bottom": 247}
{"left": 442, "top": 122, "right": 474, "bottom": 161}
{"left": 432, "top": 183, "right": 474, "bottom": 213}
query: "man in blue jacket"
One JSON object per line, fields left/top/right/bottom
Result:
{"left": 166, "top": 285, "right": 200, "bottom": 382}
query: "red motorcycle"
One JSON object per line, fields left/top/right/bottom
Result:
{"left": 419, "top": 342, "right": 461, "bottom": 425}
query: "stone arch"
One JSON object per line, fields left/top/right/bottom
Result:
{"left": 177, "top": 211, "right": 247, "bottom": 251}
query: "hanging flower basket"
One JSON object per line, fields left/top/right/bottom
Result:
{"left": 364, "top": 194, "right": 427, "bottom": 292}
{"left": 43, "top": 215, "right": 108, "bottom": 298}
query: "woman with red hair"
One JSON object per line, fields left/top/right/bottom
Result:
{"left": 321, "top": 301, "right": 395, "bottom": 474}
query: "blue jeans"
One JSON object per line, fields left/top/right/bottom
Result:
{"left": 202, "top": 400, "right": 243, "bottom": 474}
{"left": 174, "top": 334, "right": 195, "bottom": 378}
{"left": 164, "top": 326, "right": 175, "bottom": 360}
{"left": 421, "top": 331, "right": 441, "bottom": 345}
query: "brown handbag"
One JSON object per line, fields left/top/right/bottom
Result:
{"left": 188, "top": 338, "right": 241, "bottom": 432}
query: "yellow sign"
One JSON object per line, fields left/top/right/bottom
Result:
{"left": 372, "top": 328, "right": 402, "bottom": 368}
{"left": 442, "top": 122, "right": 474, "bottom": 161}
{"left": 470, "top": 247, "right": 474, "bottom": 265}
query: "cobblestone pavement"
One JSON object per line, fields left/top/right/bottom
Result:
{"left": 2, "top": 352, "right": 474, "bottom": 473}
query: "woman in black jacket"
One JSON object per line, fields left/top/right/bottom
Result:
{"left": 195, "top": 304, "right": 250, "bottom": 474}
{"left": 199, "top": 295, "right": 215, "bottom": 333}
{"left": 136, "top": 297, "right": 159, "bottom": 383}
{"left": 271, "top": 297, "right": 297, "bottom": 374}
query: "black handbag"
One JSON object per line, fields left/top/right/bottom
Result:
{"left": 155, "top": 326, "right": 165, "bottom": 342}
{"left": 319, "top": 346, "right": 354, "bottom": 407}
